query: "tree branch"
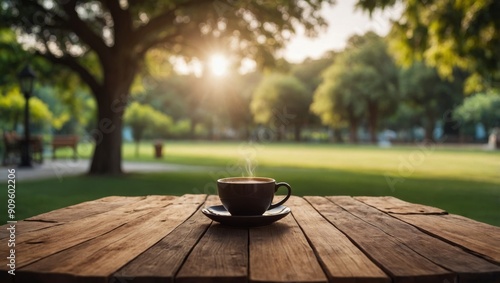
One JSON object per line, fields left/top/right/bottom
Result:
{"left": 131, "top": 0, "right": 212, "bottom": 51}
{"left": 60, "top": 0, "right": 109, "bottom": 59}
{"left": 101, "top": 0, "right": 133, "bottom": 48}
{"left": 136, "top": 30, "right": 182, "bottom": 57}
{"left": 36, "top": 51, "right": 102, "bottom": 97}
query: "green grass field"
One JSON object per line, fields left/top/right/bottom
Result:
{"left": 7, "top": 141, "right": 500, "bottom": 226}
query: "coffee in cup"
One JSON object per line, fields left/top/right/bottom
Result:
{"left": 217, "top": 177, "right": 292, "bottom": 216}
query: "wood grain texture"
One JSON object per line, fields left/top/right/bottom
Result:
{"left": 16, "top": 194, "right": 206, "bottom": 283}
{"left": 287, "top": 196, "right": 390, "bottom": 283}
{"left": 355, "top": 196, "right": 447, "bottom": 214}
{"left": 175, "top": 221, "right": 248, "bottom": 283}
{"left": 113, "top": 195, "right": 219, "bottom": 283}
{"left": 357, "top": 196, "right": 500, "bottom": 264}
{"left": 0, "top": 196, "right": 140, "bottom": 240}
{"left": 305, "top": 196, "right": 454, "bottom": 283}
{"left": 395, "top": 213, "right": 500, "bottom": 264}
{"left": 0, "top": 221, "right": 62, "bottom": 240}
{"left": 249, "top": 204, "right": 328, "bottom": 283}
{"left": 331, "top": 196, "right": 500, "bottom": 283}
{"left": 0, "top": 195, "right": 177, "bottom": 269}
{"left": 26, "top": 196, "right": 144, "bottom": 223}
{"left": 2, "top": 195, "right": 497, "bottom": 283}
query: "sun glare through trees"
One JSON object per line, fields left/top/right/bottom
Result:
{"left": 208, "top": 54, "right": 229, "bottom": 77}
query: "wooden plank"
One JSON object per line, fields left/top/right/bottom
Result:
{"left": 331, "top": 196, "right": 500, "bottom": 283}
{"left": 0, "top": 221, "right": 62, "bottom": 240}
{"left": 395, "top": 213, "right": 500, "bottom": 264}
{"left": 0, "top": 196, "right": 141, "bottom": 240}
{"left": 355, "top": 196, "right": 447, "bottom": 214}
{"left": 287, "top": 196, "right": 390, "bottom": 283}
{"left": 175, "top": 216, "right": 248, "bottom": 283}
{"left": 0, "top": 195, "right": 177, "bottom": 269}
{"left": 357, "top": 196, "right": 500, "bottom": 264}
{"left": 305, "top": 196, "right": 454, "bottom": 283}
{"left": 113, "top": 195, "right": 219, "bottom": 283}
{"left": 25, "top": 196, "right": 143, "bottom": 223}
{"left": 249, "top": 203, "right": 328, "bottom": 283}
{"left": 16, "top": 194, "right": 206, "bottom": 283}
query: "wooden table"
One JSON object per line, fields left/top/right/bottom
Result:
{"left": 1, "top": 195, "right": 499, "bottom": 283}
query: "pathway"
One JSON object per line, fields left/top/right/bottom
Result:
{"left": 1, "top": 160, "right": 206, "bottom": 181}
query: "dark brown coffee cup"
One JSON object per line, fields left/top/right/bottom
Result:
{"left": 217, "top": 177, "right": 292, "bottom": 216}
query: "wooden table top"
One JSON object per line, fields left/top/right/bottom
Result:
{"left": 1, "top": 194, "right": 499, "bottom": 283}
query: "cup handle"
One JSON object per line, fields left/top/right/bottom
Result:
{"left": 269, "top": 182, "right": 292, "bottom": 209}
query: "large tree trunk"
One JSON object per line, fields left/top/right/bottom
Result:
{"left": 89, "top": 97, "right": 124, "bottom": 175}
{"left": 89, "top": 57, "right": 137, "bottom": 175}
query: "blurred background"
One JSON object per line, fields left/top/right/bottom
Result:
{"left": 0, "top": 0, "right": 498, "bottom": 225}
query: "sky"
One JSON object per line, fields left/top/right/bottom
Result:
{"left": 282, "top": 1, "right": 402, "bottom": 62}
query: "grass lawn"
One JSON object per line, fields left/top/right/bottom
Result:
{"left": 6, "top": 141, "right": 500, "bottom": 226}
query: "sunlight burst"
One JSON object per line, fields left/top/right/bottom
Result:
{"left": 209, "top": 54, "right": 229, "bottom": 77}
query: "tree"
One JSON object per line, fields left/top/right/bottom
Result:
{"left": 311, "top": 60, "right": 365, "bottom": 142}
{"left": 251, "top": 73, "right": 310, "bottom": 141}
{"left": 291, "top": 55, "right": 335, "bottom": 93}
{"left": 357, "top": 0, "right": 500, "bottom": 92}
{"left": 400, "top": 63, "right": 464, "bottom": 141}
{"left": 381, "top": 102, "right": 423, "bottom": 141}
{"left": 0, "top": 88, "right": 53, "bottom": 131}
{"left": 453, "top": 92, "right": 500, "bottom": 134}
{"left": 1, "top": 27, "right": 94, "bottom": 135}
{"left": 1, "top": 0, "right": 333, "bottom": 174}
{"left": 312, "top": 32, "right": 399, "bottom": 143}
{"left": 291, "top": 55, "right": 334, "bottom": 134}
{"left": 124, "top": 102, "right": 173, "bottom": 157}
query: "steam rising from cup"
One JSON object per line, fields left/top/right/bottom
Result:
{"left": 245, "top": 157, "right": 256, "bottom": 177}
{"left": 239, "top": 142, "right": 258, "bottom": 177}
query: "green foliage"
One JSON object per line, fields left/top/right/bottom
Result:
{"left": 291, "top": 56, "right": 334, "bottom": 92}
{"left": 124, "top": 102, "right": 173, "bottom": 142}
{"left": 124, "top": 101, "right": 173, "bottom": 157}
{"left": 0, "top": 88, "right": 53, "bottom": 130}
{"left": 357, "top": 0, "right": 500, "bottom": 92}
{"left": 0, "top": 29, "right": 25, "bottom": 88}
{"left": 311, "top": 32, "right": 399, "bottom": 141}
{"left": 311, "top": 61, "right": 364, "bottom": 128}
{"left": 170, "top": 119, "right": 192, "bottom": 139}
{"left": 399, "top": 62, "right": 464, "bottom": 139}
{"left": 453, "top": 92, "right": 500, "bottom": 131}
{"left": 382, "top": 102, "right": 423, "bottom": 131}
{"left": 251, "top": 73, "right": 310, "bottom": 126}
{"left": 0, "top": 27, "right": 93, "bottom": 134}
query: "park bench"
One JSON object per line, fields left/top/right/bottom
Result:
{"left": 52, "top": 135, "right": 79, "bottom": 160}
{"left": 2, "top": 131, "right": 20, "bottom": 165}
{"left": 2, "top": 131, "right": 43, "bottom": 165}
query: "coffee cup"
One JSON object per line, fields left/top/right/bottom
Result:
{"left": 217, "top": 177, "right": 292, "bottom": 216}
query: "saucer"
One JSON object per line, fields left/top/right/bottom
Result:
{"left": 202, "top": 205, "right": 291, "bottom": 227}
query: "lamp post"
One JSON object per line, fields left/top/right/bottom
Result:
{"left": 18, "top": 64, "right": 36, "bottom": 168}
